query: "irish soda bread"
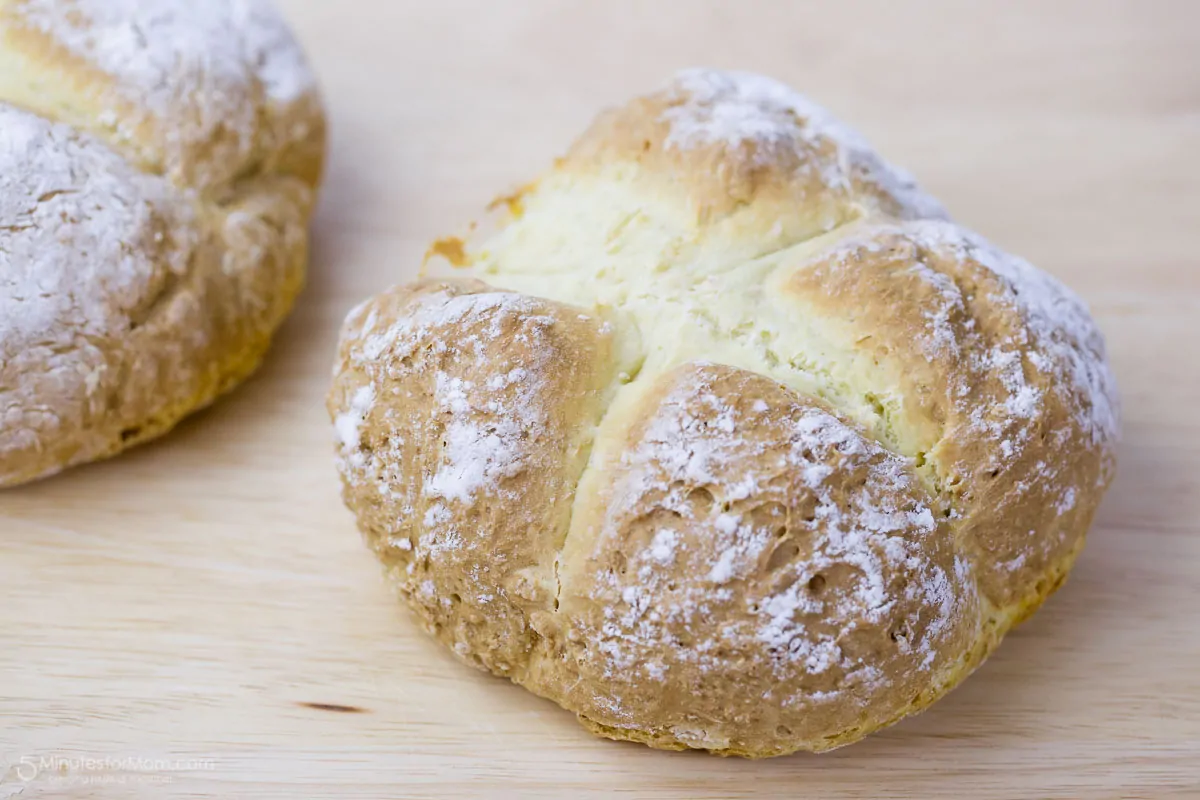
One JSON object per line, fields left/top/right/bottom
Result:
{"left": 329, "top": 69, "right": 1118, "bottom": 756}
{"left": 0, "top": 0, "right": 324, "bottom": 487}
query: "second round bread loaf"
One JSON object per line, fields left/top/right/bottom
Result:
{"left": 0, "top": 0, "right": 324, "bottom": 487}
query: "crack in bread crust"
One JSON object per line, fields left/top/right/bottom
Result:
{"left": 0, "top": 0, "right": 324, "bottom": 487}
{"left": 331, "top": 68, "right": 1119, "bottom": 757}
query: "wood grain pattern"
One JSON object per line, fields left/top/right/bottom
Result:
{"left": 3, "top": 1, "right": 1199, "bottom": 797}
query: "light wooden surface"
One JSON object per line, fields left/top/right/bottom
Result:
{"left": 3, "top": 1, "right": 1199, "bottom": 797}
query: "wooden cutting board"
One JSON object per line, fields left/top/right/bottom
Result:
{"left": 3, "top": 1, "right": 1198, "bottom": 797}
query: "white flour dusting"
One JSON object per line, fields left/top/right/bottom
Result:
{"left": 647, "top": 529, "right": 678, "bottom": 565}
{"left": 810, "top": 219, "right": 1118, "bottom": 465}
{"left": 335, "top": 288, "right": 563, "bottom": 574}
{"left": 661, "top": 69, "right": 948, "bottom": 220}
{"left": 587, "top": 368, "right": 968, "bottom": 695}
{"left": 905, "top": 219, "right": 1120, "bottom": 448}
{"left": 0, "top": 104, "right": 193, "bottom": 357}
{"left": 15, "top": 0, "right": 314, "bottom": 107}
{"left": 334, "top": 385, "right": 375, "bottom": 451}
{"left": 0, "top": 105, "right": 198, "bottom": 473}
{"left": 425, "top": 398, "right": 527, "bottom": 505}
{"left": 11, "top": 0, "right": 316, "bottom": 186}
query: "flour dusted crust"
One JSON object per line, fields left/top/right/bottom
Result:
{"left": 330, "top": 69, "right": 1119, "bottom": 756}
{"left": 331, "top": 280, "right": 617, "bottom": 676}
{"left": 0, "top": 0, "right": 324, "bottom": 487}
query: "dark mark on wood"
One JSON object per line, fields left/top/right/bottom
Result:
{"left": 299, "top": 702, "right": 368, "bottom": 714}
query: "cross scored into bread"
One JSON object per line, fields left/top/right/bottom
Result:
{"left": 0, "top": 0, "right": 323, "bottom": 487}
{"left": 329, "top": 69, "right": 1119, "bottom": 756}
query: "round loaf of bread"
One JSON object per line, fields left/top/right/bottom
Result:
{"left": 0, "top": 0, "right": 324, "bottom": 487}
{"left": 329, "top": 69, "right": 1118, "bottom": 756}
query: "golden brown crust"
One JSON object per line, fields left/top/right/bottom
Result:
{"left": 0, "top": 0, "right": 325, "bottom": 188}
{"left": 777, "top": 221, "right": 1118, "bottom": 607}
{"left": 551, "top": 363, "right": 980, "bottom": 755}
{"left": 332, "top": 69, "right": 1119, "bottom": 756}
{"left": 464, "top": 72, "right": 951, "bottom": 295}
{"left": 330, "top": 280, "right": 619, "bottom": 678}
{"left": 565, "top": 68, "right": 946, "bottom": 227}
{"left": 0, "top": 0, "right": 324, "bottom": 487}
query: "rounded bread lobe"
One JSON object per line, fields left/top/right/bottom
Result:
{"left": 330, "top": 280, "right": 618, "bottom": 678}
{"left": 0, "top": 0, "right": 323, "bottom": 487}
{"left": 335, "top": 68, "right": 1119, "bottom": 756}
{"left": 474, "top": 69, "right": 949, "bottom": 293}
{"left": 554, "top": 363, "right": 980, "bottom": 755}
{"left": 568, "top": 68, "right": 946, "bottom": 225}
{"left": 0, "top": 106, "right": 195, "bottom": 484}
{"left": 0, "top": 0, "right": 324, "bottom": 188}
{"left": 776, "top": 219, "right": 1118, "bottom": 607}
